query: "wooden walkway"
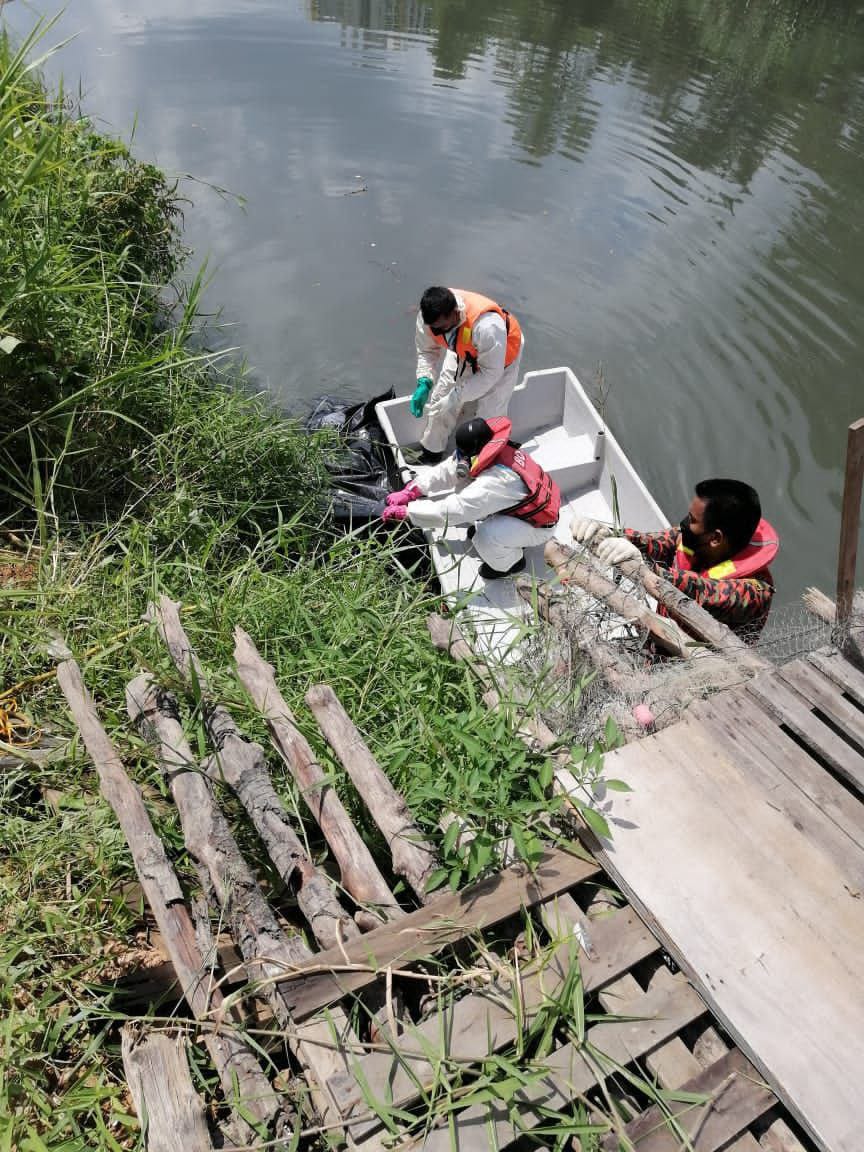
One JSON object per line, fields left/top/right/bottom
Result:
{"left": 591, "top": 647, "right": 864, "bottom": 1152}
{"left": 56, "top": 595, "right": 822, "bottom": 1152}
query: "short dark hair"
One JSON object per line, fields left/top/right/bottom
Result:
{"left": 420, "top": 286, "right": 457, "bottom": 326}
{"left": 695, "top": 478, "right": 761, "bottom": 555}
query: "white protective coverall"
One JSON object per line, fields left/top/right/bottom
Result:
{"left": 406, "top": 453, "right": 556, "bottom": 572}
{"left": 415, "top": 293, "right": 524, "bottom": 455}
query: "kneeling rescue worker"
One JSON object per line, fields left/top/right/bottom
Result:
{"left": 382, "top": 416, "right": 560, "bottom": 579}
{"left": 571, "top": 478, "right": 778, "bottom": 641}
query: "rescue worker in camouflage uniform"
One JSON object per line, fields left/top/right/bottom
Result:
{"left": 571, "top": 478, "right": 778, "bottom": 642}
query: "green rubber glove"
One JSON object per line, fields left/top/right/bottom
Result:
{"left": 410, "top": 377, "right": 433, "bottom": 418}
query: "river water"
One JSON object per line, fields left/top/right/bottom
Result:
{"left": 6, "top": 0, "right": 864, "bottom": 605}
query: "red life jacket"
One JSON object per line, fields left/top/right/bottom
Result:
{"left": 661, "top": 517, "right": 779, "bottom": 640}
{"left": 674, "top": 518, "right": 779, "bottom": 581}
{"left": 469, "top": 417, "right": 561, "bottom": 528}
{"left": 430, "top": 289, "right": 523, "bottom": 373}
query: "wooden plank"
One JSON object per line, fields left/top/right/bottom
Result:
{"left": 334, "top": 903, "right": 658, "bottom": 1134}
{"left": 621, "top": 1048, "right": 775, "bottom": 1151}
{"left": 410, "top": 980, "right": 707, "bottom": 1152}
{"left": 747, "top": 669, "right": 864, "bottom": 798}
{"left": 695, "top": 692, "right": 864, "bottom": 888}
{"left": 599, "top": 967, "right": 702, "bottom": 1090}
{"left": 306, "top": 683, "right": 439, "bottom": 901}
{"left": 280, "top": 847, "right": 598, "bottom": 1022}
{"left": 808, "top": 649, "right": 864, "bottom": 710}
{"left": 584, "top": 719, "right": 864, "bottom": 1152}
{"left": 835, "top": 417, "right": 864, "bottom": 626}
{"left": 122, "top": 1026, "right": 215, "bottom": 1152}
{"left": 778, "top": 658, "right": 864, "bottom": 754}
{"left": 57, "top": 660, "right": 285, "bottom": 1139}
{"left": 760, "top": 1119, "right": 809, "bottom": 1152}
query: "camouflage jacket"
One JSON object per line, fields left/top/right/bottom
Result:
{"left": 625, "top": 527, "right": 774, "bottom": 640}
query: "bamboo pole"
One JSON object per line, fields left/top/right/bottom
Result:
{"left": 306, "top": 684, "right": 439, "bottom": 902}
{"left": 836, "top": 417, "right": 864, "bottom": 631}
{"left": 149, "top": 596, "right": 358, "bottom": 950}
{"left": 233, "top": 628, "right": 403, "bottom": 924}
{"left": 56, "top": 659, "right": 284, "bottom": 1142}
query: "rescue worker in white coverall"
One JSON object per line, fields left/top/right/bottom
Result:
{"left": 410, "top": 287, "right": 524, "bottom": 465}
{"left": 381, "top": 416, "right": 560, "bottom": 579}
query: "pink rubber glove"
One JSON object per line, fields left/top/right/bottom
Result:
{"left": 385, "top": 483, "right": 421, "bottom": 507}
{"left": 381, "top": 504, "right": 409, "bottom": 524}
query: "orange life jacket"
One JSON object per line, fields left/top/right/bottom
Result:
{"left": 469, "top": 417, "right": 560, "bottom": 528}
{"left": 674, "top": 518, "right": 779, "bottom": 581}
{"left": 430, "top": 290, "right": 522, "bottom": 373}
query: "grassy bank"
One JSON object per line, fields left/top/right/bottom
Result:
{"left": 0, "top": 22, "right": 620, "bottom": 1150}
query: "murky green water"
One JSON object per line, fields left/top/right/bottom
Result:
{"left": 7, "top": 0, "right": 864, "bottom": 603}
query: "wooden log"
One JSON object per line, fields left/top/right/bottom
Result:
{"left": 425, "top": 613, "right": 499, "bottom": 691}
{"left": 125, "top": 673, "right": 360, "bottom": 1135}
{"left": 121, "top": 1025, "right": 215, "bottom": 1152}
{"left": 149, "top": 597, "right": 358, "bottom": 950}
{"left": 233, "top": 627, "right": 403, "bottom": 922}
{"left": 544, "top": 539, "right": 694, "bottom": 658}
{"left": 836, "top": 417, "right": 864, "bottom": 629}
{"left": 126, "top": 673, "right": 312, "bottom": 983}
{"left": 517, "top": 576, "right": 754, "bottom": 736}
{"left": 516, "top": 576, "right": 647, "bottom": 693}
{"left": 57, "top": 659, "right": 283, "bottom": 1140}
{"left": 306, "top": 684, "right": 439, "bottom": 902}
{"left": 550, "top": 538, "right": 768, "bottom": 670}
{"left": 802, "top": 586, "right": 838, "bottom": 624}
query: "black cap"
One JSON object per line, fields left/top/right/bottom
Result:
{"left": 455, "top": 418, "right": 493, "bottom": 457}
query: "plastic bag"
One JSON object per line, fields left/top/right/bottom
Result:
{"left": 305, "top": 389, "right": 400, "bottom": 525}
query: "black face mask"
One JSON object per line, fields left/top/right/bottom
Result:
{"left": 680, "top": 515, "right": 710, "bottom": 552}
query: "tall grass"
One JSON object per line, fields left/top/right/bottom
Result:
{"left": 0, "top": 21, "right": 625, "bottom": 1152}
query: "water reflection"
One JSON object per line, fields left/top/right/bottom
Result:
{"left": 3, "top": 0, "right": 864, "bottom": 602}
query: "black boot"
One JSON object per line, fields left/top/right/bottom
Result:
{"left": 417, "top": 447, "right": 444, "bottom": 465}
{"left": 479, "top": 557, "right": 526, "bottom": 580}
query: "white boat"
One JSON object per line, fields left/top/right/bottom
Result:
{"left": 376, "top": 367, "right": 668, "bottom": 659}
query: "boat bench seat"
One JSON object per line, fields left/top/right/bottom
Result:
{"left": 519, "top": 427, "right": 601, "bottom": 497}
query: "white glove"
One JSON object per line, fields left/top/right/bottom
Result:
{"left": 570, "top": 516, "right": 612, "bottom": 546}
{"left": 427, "top": 385, "right": 461, "bottom": 421}
{"left": 596, "top": 535, "right": 642, "bottom": 567}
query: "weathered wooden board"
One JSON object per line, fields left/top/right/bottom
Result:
{"left": 591, "top": 717, "right": 864, "bottom": 1152}
{"left": 694, "top": 692, "right": 864, "bottom": 887}
{"left": 122, "top": 1027, "right": 215, "bottom": 1152}
{"left": 619, "top": 1047, "right": 775, "bottom": 1151}
{"left": 747, "top": 670, "right": 864, "bottom": 797}
{"left": 808, "top": 649, "right": 864, "bottom": 710}
{"left": 778, "top": 659, "right": 864, "bottom": 754}
{"left": 409, "top": 980, "right": 707, "bottom": 1152}
{"left": 280, "top": 847, "right": 598, "bottom": 1021}
{"left": 332, "top": 904, "right": 657, "bottom": 1135}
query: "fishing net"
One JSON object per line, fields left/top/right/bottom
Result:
{"left": 509, "top": 580, "right": 859, "bottom": 748}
